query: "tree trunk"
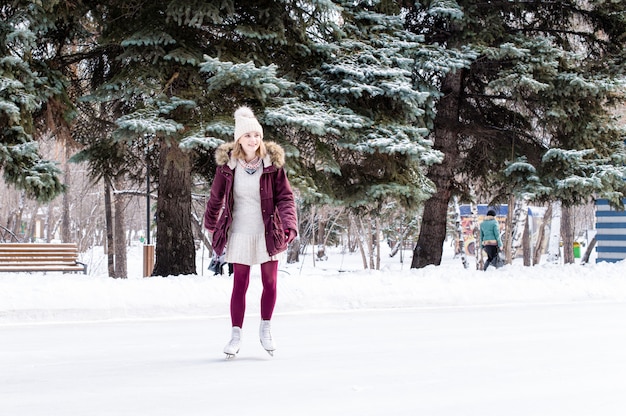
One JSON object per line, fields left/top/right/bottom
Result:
{"left": 453, "top": 197, "right": 469, "bottom": 269}
{"left": 472, "top": 202, "right": 482, "bottom": 270}
{"left": 546, "top": 201, "right": 562, "bottom": 263}
{"left": 363, "top": 214, "right": 374, "bottom": 269}
{"left": 375, "top": 216, "right": 381, "bottom": 270}
{"left": 347, "top": 220, "right": 357, "bottom": 253}
{"left": 113, "top": 177, "right": 127, "bottom": 278}
{"left": 509, "top": 198, "right": 529, "bottom": 261}
{"left": 26, "top": 200, "right": 39, "bottom": 242}
{"left": 12, "top": 193, "right": 25, "bottom": 238}
{"left": 412, "top": 70, "right": 463, "bottom": 268}
{"left": 350, "top": 212, "right": 368, "bottom": 269}
{"left": 61, "top": 145, "right": 71, "bottom": 243}
{"left": 561, "top": 204, "right": 575, "bottom": 264}
{"left": 104, "top": 178, "right": 115, "bottom": 277}
{"left": 533, "top": 204, "right": 552, "bottom": 265}
{"left": 503, "top": 195, "right": 513, "bottom": 264}
{"left": 316, "top": 205, "right": 327, "bottom": 260}
{"left": 522, "top": 216, "right": 531, "bottom": 266}
{"left": 152, "top": 140, "right": 196, "bottom": 276}
{"left": 309, "top": 205, "right": 316, "bottom": 267}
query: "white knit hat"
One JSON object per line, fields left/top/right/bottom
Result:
{"left": 233, "top": 106, "right": 263, "bottom": 142}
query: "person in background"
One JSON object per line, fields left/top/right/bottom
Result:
{"left": 480, "top": 208, "right": 503, "bottom": 270}
{"left": 204, "top": 106, "right": 298, "bottom": 358}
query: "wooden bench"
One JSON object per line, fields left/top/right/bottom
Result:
{"left": 0, "top": 243, "right": 87, "bottom": 274}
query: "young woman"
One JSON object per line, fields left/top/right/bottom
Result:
{"left": 204, "top": 106, "right": 298, "bottom": 358}
{"left": 479, "top": 208, "right": 503, "bottom": 270}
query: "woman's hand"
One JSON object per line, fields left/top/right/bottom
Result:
{"left": 285, "top": 229, "right": 296, "bottom": 244}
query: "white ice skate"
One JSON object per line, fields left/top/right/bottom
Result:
{"left": 259, "top": 320, "right": 275, "bottom": 356}
{"left": 224, "top": 326, "right": 242, "bottom": 359}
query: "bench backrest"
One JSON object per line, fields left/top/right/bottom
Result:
{"left": 0, "top": 242, "right": 79, "bottom": 257}
{"left": 0, "top": 243, "right": 86, "bottom": 273}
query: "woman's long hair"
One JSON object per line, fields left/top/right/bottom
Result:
{"left": 232, "top": 139, "right": 267, "bottom": 160}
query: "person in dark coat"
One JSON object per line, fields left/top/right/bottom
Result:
{"left": 479, "top": 208, "right": 503, "bottom": 271}
{"left": 204, "top": 106, "right": 298, "bottom": 357}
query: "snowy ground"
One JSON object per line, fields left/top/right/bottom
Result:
{"left": 2, "top": 242, "right": 626, "bottom": 415}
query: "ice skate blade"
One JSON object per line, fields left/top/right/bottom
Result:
{"left": 225, "top": 353, "right": 237, "bottom": 360}
{"left": 265, "top": 349, "right": 274, "bottom": 357}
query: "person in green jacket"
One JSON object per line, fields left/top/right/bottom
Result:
{"left": 480, "top": 209, "right": 503, "bottom": 270}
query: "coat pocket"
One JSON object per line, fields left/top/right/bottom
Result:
{"left": 271, "top": 210, "right": 286, "bottom": 249}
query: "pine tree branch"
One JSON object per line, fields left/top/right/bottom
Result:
{"left": 58, "top": 45, "right": 124, "bottom": 67}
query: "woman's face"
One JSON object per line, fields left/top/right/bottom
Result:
{"left": 239, "top": 131, "right": 262, "bottom": 159}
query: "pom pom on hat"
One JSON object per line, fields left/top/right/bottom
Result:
{"left": 233, "top": 106, "right": 263, "bottom": 141}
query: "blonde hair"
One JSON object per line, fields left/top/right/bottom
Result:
{"left": 232, "top": 140, "right": 267, "bottom": 160}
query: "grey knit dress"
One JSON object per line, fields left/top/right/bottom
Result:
{"left": 225, "top": 164, "right": 281, "bottom": 265}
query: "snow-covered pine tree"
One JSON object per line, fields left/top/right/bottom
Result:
{"left": 0, "top": 2, "right": 67, "bottom": 202}
{"left": 408, "top": 0, "right": 626, "bottom": 268}
{"left": 249, "top": 0, "right": 445, "bottom": 263}
{"left": 278, "top": 0, "right": 442, "bottom": 211}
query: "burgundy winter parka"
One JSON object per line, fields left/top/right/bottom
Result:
{"left": 203, "top": 141, "right": 298, "bottom": 257}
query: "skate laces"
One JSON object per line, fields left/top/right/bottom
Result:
{"left": 226, "top": 335, "right": 241, "bottom": 351}
{"left": 262, "top": 328, "right": 272, "bottom": 340}
{"left": 261, "top": 325, "right": 273, "bottom": 346}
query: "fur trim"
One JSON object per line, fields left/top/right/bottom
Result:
{"left": 214, "top": 142, "right": 234, "bottom": 166}
{"left": 214, "top": 141, "right": 286, "bottom": 169}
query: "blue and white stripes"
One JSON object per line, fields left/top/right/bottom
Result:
{"left": 595, "top": 199, "right": 626, "bottom": 263}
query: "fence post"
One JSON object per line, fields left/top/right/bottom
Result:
{"left": 143, "top": 244, "right": 155, "bottom": 277}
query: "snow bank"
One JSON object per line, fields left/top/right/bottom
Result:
{"left": 1, "top": 252, "right": 625, "bottom": 324}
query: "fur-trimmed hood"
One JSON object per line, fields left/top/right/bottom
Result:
{"left": 214, "top": 141, "right": 286, "bottom": 170}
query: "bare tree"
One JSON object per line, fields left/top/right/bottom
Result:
{"left": 113, "top": 177, "right": 128, "bottom": 278}
{"left": 561, "top": 205, "right": 575, "bottom": 264}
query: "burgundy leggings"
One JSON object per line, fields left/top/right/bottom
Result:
{"left": 230, "top": 261, "right": 278, "bottom": 327}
